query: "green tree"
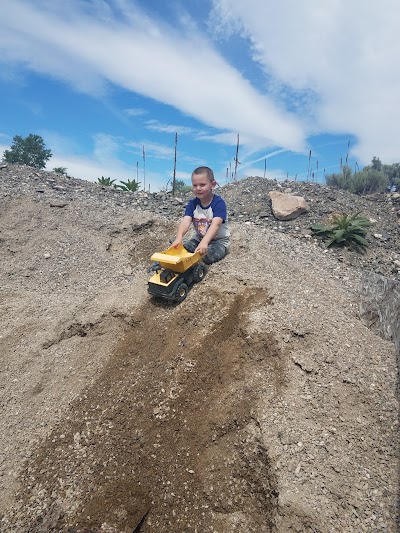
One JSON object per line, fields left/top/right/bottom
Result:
{"left": 2, "top": 134, "right": 52, "bottom": 169}
{"left": 175, "top": 179, "right": 192, "bottom": 193}
{"left": 382, "top": 162, "right": 400, "bottom": 188}
{"left": 371, "top": 156, "right": 382, "bottom": 171}
{"left": 53, "top": 167, "right": 68, "bottom": 175}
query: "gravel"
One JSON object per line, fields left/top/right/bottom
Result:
{"left": 0, "top": 164, "right": 398, "bottom": 532}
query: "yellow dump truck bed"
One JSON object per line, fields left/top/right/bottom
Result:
{"left": 151, "top": 244, "right": 201, "bottom": 273}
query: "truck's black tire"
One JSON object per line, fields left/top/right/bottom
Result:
{"left": 193, "top": 263, "right": 205, "bottom": 282}
{"left": 174, "top": 280, "right": 188, "bottom": 303}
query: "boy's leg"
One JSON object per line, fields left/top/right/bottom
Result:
{"left": 183, "top": 237, "right": 200, "bottom": 253}
{"left": 184, "top": 238, "right": 228, "bottom": 264}
{"left": 202, "top": 241, "right": 228, "bottom": 265}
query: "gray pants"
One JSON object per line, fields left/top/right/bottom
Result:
{"left": 183, "top": 237, "right": 228, "bottom": 265}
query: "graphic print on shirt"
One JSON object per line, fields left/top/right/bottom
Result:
{"left": 194, "top": 216, "right": 212, "bottom": 237}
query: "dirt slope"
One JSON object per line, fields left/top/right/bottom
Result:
{"left": 0, "top": 168, "right": 398, "bottom": 532}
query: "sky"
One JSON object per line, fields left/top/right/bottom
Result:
{"left": 0, "top": 0, "right": 399, "bottom": 191}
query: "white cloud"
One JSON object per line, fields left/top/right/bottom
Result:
{"left": 124, "top": 108, "right": 147, "bottom": 117}
{"left": 196, "top": 132, "right": 247, "bottom": 146}
{"left": 0, "top": 0, "right": 305, "bottom": 153}
{"left": 145, "top": 120, "right": 196, "bottom": 135}
{"left": 126, "top": 140, "right": 174, "bottom": 161}
{"left": 2, "top": 1, "right": 399, "bottom": 166}
{"left": 211, "top": 0, "right": 400, "bottom": 164}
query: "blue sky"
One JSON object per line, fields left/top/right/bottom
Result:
{"left": 0, "top": 0, "right": 399, "bottom": 191}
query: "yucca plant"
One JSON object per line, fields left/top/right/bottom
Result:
{"left": 310, "top": 213, "right": 372, "bottom": 249}
{"left": 98, "top": 176, "right": 116, "bottom": 186}
{"left": 115, "top": 179, "right": 141, "bottom": 192}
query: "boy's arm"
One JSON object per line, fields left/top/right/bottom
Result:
{"left": 195, "top": 217, "right": 223, "bottom": 255}
{"left": 170, "top": 216, "right": 193, "bottom": 248}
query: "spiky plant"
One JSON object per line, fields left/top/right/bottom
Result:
{"left": 115, "top": 179, "right": 141, "bottom": 192}
{"left": 310, "top": 213, "right": 372, "bottom": 249}
{"left": 98, "top": 176, "right": 116, "bottom": 187}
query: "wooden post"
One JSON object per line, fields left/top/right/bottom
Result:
{"left": 172, "top": 132, "right": 178, "bottom": 196}
{"left": 233, "top": 134, "right": 240, "bottom": 181}
{"left": 142, "top": 146, "right": 146, "bottom": 191}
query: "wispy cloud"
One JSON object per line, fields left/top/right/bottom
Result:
{"left": 125, "top": 140, "right": 175, "bottom": 161}
{"left": 145, "top": 120, "right": 197, "bottom": 135}
{"left": 210, "top": 0, "right": 400, "bottom": 163}
{"left": 124, "top": 108, "right": 147, "bottom": 117}
{"left": 243, "top": 149, "right": 289, "bottom": 167}
{"left": 0, "top": 0, "right": 305, "bottom": 153}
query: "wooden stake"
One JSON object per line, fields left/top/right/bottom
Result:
{"left": 307, "top": 150, "right": 311, "bottom": 181}
{"left": 142, "top": 145, "right": 146, "bottom": 191}
{"left": 345, "top": 139, "right": 350, "bottom": 164}
{"left": 233, "top": 134, "right": 240, "bottom": 181}
{"left": 172, "top": 132, "right": 177, "bottom": 196}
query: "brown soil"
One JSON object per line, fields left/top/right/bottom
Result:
{"left": 0, "top": 166, "right": 398, "bottom": 532}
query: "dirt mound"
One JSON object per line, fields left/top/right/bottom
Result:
{"left": 0, "top": 166, "right": 398, "bottom": 532}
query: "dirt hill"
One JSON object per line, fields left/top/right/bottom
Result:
{"left": 0, "top": 164, "right": 398, "bottom": 532}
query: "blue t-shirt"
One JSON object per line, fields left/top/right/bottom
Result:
{"left": 184, "top": 194, "right": 230, "bottom": 245}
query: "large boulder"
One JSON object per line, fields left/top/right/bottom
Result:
{"left": 269, "top": 191, "right": 310, "bottom": 221}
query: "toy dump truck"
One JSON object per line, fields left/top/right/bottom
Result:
{"left": 147, "top": 244, "right": 205, "bottom": 302}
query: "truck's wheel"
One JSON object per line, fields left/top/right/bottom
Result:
{"left": 193, "top": 263, "right": 205, "bottom": 282}
{"left": 174, "top": 280, "right": 188, "bottom": 303}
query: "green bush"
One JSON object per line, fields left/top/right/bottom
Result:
{"left": 175, "top": 179, "right": 192, "bottom": 193}
{"left": 349, "top": 168, "right": 388, "bottom": 194}
{"left": 53, "top": 167, "right": 68, "bottom": 175}
{"left": 115, "top": 179, "right": 141, "bottom": 192}
{"left": 326, "top": 158, "right": 393, "bottom": 194}
{"left": 310, "top": 213, "right": 372, "bottom": 250}
{"left": 326, "top": 165, "right": 352, "bottom": 190}
{"left": 98, "top": 176, "right": 116, "bottom": 186}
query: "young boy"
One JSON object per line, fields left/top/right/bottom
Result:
{"left": 170, "top": 166, "right": 230, "bottom": 264}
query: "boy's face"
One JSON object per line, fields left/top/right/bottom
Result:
{"left": 191, "top": 173, "right": 215, "bottom": 203}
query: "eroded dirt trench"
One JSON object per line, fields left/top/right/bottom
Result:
{"left": 9, "top": 286, "right": 285, "bottom": 532}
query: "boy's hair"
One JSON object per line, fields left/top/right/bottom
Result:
{"left": 192, "top": 166, "right": 215, "bottom": 183}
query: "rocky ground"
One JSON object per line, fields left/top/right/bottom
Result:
{"left": 0, "top": 164, "right": 398, "bottom": 532}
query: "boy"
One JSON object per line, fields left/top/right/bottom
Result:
{"left": 170, "top": 166, "right": 230, "bottom": 264}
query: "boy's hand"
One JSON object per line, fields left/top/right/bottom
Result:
{"left": 170, "top": 238, "right": 182, "bottom": 248}
{"left": 195, "top": 242, "right": 208, "bottom": 255}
